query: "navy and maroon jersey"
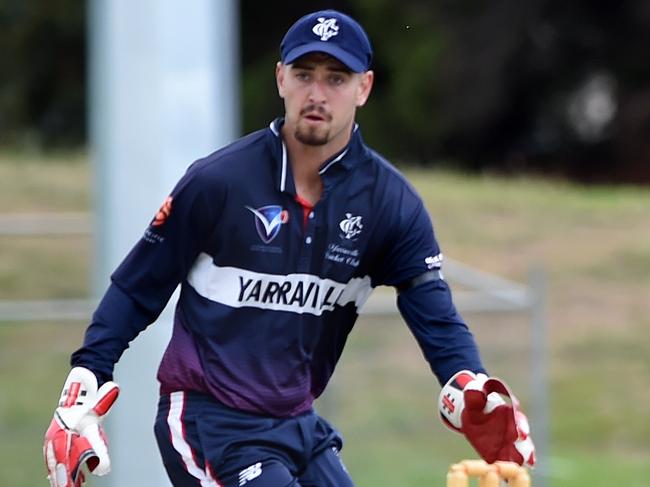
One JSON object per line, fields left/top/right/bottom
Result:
{"left": 71, "top": 118, "right": 484, "bottom": 417}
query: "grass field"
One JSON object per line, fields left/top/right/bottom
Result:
{"left": 1, "top": 153, "right": 649, "bottom": 486}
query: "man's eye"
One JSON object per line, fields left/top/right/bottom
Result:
{"left": 296, "top": 72, "right": 310, "bottom": 81}
{"left": 329, "top": 75, "right": 344, "bottom": 86}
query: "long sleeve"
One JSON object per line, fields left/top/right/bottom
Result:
{"left": 372, "top": 179, "right": 486, "bottom": 385}
{"left": 397, "top": 278, "right": 485, "bottom": 385}
{"left": 70, "top": 282, "right": 158, "bottom": 384}
{"left": 70, "top": 158, "right": 223, "bottom": 383}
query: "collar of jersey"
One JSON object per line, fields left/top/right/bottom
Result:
{"left": 268, "top": 117, "right": 369, "bottom": 194}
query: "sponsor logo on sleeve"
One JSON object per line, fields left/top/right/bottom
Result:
{"left": 143, "top": 195, "right": 173, "bottom": 244}
{"left": 425, "top": 253, "right": 443, "bottom": 270}
{"left": 152, "top": 196, "right": 173, "bottom": 227}
{"left": 425, "top": 253, "right": 444, "bottom": 279}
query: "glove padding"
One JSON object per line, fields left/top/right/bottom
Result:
{"left": 439, "top": 370, "right": 535, "bottom": 467}
{"left": 44, "top": 367, "right": 119, "bottom": 487}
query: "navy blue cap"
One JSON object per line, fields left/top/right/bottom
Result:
{"left": 280, "top": 10, "right": 373, "bottom": 72}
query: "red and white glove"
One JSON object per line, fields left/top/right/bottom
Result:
{"left": 43, "top": 367, "right": 119, "bottom": 487}
{"left": 438, "top": 370, "right": 535, "bottom": 467}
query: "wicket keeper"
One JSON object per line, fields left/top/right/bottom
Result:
{"left": 44, "top": 9, "right": 535, "bottom": 486}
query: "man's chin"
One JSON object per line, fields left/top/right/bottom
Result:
{"left": 295, "top": 127, "right": 330, "bottom": 146}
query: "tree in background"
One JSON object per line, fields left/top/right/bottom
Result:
{"left": 430, "top": 0, "right": 650, "bottom": 183}
{"left": 0, "top": 0, "right": 86, "bottom": 148}
{"left": 1, "top": 0, "right": 649, "bottom": 183}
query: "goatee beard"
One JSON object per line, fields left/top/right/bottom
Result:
{"left": 295, "top": 104, "right": 331, "bottom": 146}
{"left": 295, "top": 125, "right": 329, "bottom": 146}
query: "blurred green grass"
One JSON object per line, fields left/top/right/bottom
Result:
{"left": 0, "top": 152, "right": 90, "bottom": 212}
{"left": 0, "top": 322, "right": 86, "bottom": 486}
{"left": 1, "top": 155, "right": 649, "bottom": 485}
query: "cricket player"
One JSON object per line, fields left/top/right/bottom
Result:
{"left": 44, "top": 9, "right": 535, "bottom": 487}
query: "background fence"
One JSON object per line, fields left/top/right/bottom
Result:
{"left": 0, "top": 210, "right": 549, "bottom": 486}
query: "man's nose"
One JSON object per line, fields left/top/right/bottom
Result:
{"left": 307, "top": 79, "right": 327, "bottom": 104}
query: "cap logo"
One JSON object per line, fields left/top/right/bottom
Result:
{"left": 312, "top": 17, "right": 339, "bottom": 41}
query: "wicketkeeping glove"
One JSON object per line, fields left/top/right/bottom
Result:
{"left": 438, "top": 370, "right": 535, "bottom": 467}
{"left": 43, "top": 367, "right": 119, "bottom": 487}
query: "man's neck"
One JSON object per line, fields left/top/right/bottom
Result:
{"left": 281, "top": 125, "right": 352, "bottom": 205}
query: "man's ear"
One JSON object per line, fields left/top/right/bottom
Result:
{"left": 356, "top": 70, "right": 374, "bottom": 107}
{"left": 276, "top": 61, "right": 286, "bottom": 99}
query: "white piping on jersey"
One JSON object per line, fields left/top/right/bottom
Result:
{"left": 280, "top": 141, "right": 288, "bottom": 192}
{"left": 318, "top": 148, "right": 349, "bottom": 175}
{"left": 271, "top": 120, "right": 359, "bottom": 190}
{"left": 187, "top": 253, "right": 374, "bottom": 316}
{"left": 167, "top": 392, "right": 222, "bottom": 486}
{"left": 270, "top": 120, "right": 288, "bottom": 192}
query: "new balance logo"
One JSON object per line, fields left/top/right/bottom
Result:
{"left": 239, "top": 462, "right": 262, "bottom": 486}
